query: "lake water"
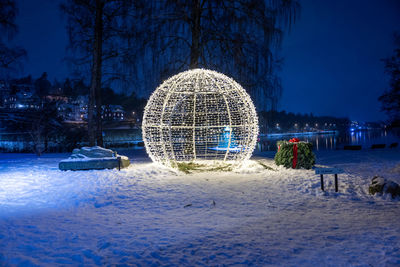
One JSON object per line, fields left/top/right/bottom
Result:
{"left": 1, "top": 128, "right": 399, "bottom": 154}
{"left": 256, "top": 129, "right": 400, "bottom": 151}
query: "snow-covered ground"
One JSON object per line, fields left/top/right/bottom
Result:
{"left": 0, "top": 148, "right": 399, "bottom": 266}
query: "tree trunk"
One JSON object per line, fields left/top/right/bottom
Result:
{"left": 189, "top": 0, "right": 201, "bottom": 69}
{"left": 89, "top": 0, "right": 104, "bottom": 147}
{"left": 88, "top": 69, "right": 95, "bottom": 146}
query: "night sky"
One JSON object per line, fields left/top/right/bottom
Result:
{"left": 11, "top": 0, "right": 400, "bottom": 122}
{"left": 12, "top": 0, "right": 68, "bottom": 80}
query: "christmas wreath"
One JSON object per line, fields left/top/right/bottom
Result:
{"left": 274, "top": 138, "right": 315, "bottom": 169}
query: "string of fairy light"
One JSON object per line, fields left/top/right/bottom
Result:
{"left": 142, "top": 68, "right": 259, "bottom": 167}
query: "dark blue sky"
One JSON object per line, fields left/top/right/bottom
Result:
{"left": 280, "top": 0, "right": 400, "bottom": 122}
{"left": 13, "top": 0, "right": 68, "bottom": 80}
{"left": 12, "top": 0, "right": 400, "bottom": 122}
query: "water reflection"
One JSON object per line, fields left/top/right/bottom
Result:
{"left": 257, "top": 129, "right": 400, "bottom": 151}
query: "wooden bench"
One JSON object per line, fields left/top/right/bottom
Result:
{"left": 389, "top": 142, "right": 398, "bottom": 148}
{"left": 371, "top": 144, "right": 385, "bottom": 149}
{"left": 343, "top": 145, "right": 362, "bottom": 150}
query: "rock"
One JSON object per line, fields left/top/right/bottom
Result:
{"left": 385, "top": 181, "right": 400, "bottom": 198}
{"left": 369, "top": 176, "right": 385, "bottom": 195}
{"left": 369, "top": 176, "right": 400, "bottom": 198}
{"left": 59, "top": 146, "right": 130, "bottom": 171}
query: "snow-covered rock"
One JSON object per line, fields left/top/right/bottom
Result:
{"left": 71, "top": 146, "right": 115, "bottom": 158}
{"left": 369, "top": 175, "right": 400, "bottom": 198}
{"left": 59, "top": 146, "right": 130, "bottom": 171}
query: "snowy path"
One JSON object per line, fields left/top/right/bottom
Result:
{"left": 0, "top": 150, "right": 399, "bottom": 266}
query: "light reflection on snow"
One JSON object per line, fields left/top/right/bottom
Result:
{"left": 0, "top": 157, "right": 264, "bottom": 216}
{"left": 0, "top": 169, "right": 96, "bottom": 214}
{"left": 0, "top": 153, "right": 123, "bottom": 214}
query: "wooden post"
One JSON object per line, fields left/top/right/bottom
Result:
{"left": 320, "top": 174, "right": 324, "bottom": 191}
{"left": 334, "top": 174, "right": 338, "bottom": 192}
{"left": 118, "top": 156, "right": 121, "bottom": 171}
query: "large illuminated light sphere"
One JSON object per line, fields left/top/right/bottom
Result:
{"left": 142, "top": 68, "right": 259, "bottom": 167}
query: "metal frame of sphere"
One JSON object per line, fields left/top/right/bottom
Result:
{"left": 142, "top": 68, "right": 259, "bottom": 167}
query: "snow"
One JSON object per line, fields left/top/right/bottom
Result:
{"left": 0, "top": 149, "right": 400, "bottom": 266}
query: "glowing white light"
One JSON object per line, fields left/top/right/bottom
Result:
{"left": 142, "top": 69, "right": 259, "bottom": 167}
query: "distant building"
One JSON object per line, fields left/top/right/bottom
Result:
{"left": 5, "top": 94, "right": 42, "bottom": 110}
{"left": 102, "top": 105, "right": 125, "bottom": 121}
{"left": 45, "top": 85, "right": 69, "bottom": 103}
{"left": 1, "top": 74, "right": 128, "bottom": 124}
{"left": 63, "top": 95, "right": 89, "bottom": 121}
{"left": 1, "top": 77, "right": 42, "bottom": 110}
{"left": 59, "top": 101, "right": 126, "bottom": 122}
{"left": 45, "top": 94, "right": 69, "bottom": 103}
{"left": 0, "top": 80, "right": 9, "bottom": 108}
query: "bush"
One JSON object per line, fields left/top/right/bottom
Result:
{"left": 274, "top": 140, "right": 315, "bottom": 169}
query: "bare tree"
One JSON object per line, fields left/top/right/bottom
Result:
{"left": 61, "top": 0, "right": 138, "bottom": 146}
{"left": 61, "top": 0, "right": 299, "bottom": 139}
{"left": 135, "top": 0, "right": 299, "bottom": 110}
{"left": 28, "top": 104, "right": 63, "bottom": 156}
{"left": 0, "top": 0, "right": 26, "bottom": 77}
{"left": 1, "top": 104, "right": 63, "bottom": 156}
{"left": 379, "top": 33, "right": 400, "bottom": 125}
